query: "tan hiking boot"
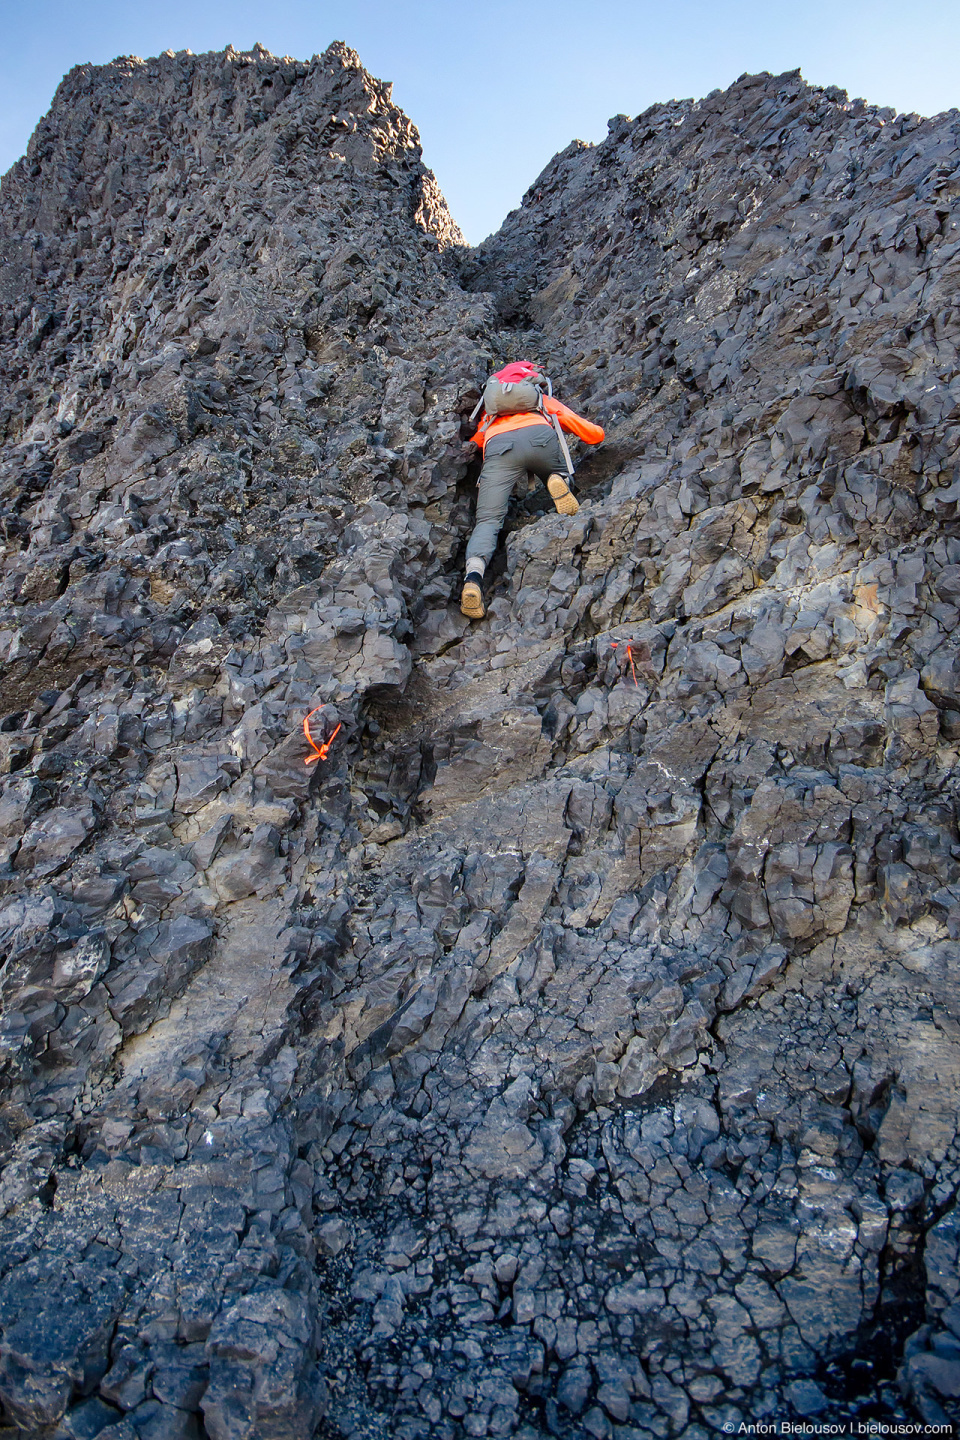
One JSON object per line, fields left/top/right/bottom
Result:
{"left": 547, "top": 473, "right": 579, "bottom": 516}
{"left": 460, "top": 578, "right": 486, "bottom": 620}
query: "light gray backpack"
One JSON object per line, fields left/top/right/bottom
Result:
{"left": 480, "top": 375, "right": 543, "bottom": 416}
{"left": 468, "top": 362, "right": 574, "bottom": 475}
{"left": 471, "top": 360, "right": 550, "bottom": 418}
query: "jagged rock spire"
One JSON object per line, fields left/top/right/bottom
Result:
{"left": 0, "top": 50, "right": 958, "bottom": 1434}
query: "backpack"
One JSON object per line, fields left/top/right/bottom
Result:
{"left": 469, "top": 361, "right": 574, "bottom": 476}
{"left": 480, "top": 361, "right": 551, "bottom": 417}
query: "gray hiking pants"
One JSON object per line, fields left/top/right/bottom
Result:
{"left": 465, "top": 424, "right": 568, "bottom": 568}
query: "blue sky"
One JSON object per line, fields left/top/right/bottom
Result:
{"left": 1, "top": 0, "right": 957, "bottom": 244}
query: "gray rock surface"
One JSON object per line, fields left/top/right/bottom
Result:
{"left": 1, "top": 39, "right": 960, "bottom": 1438}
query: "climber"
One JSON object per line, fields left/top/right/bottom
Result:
{"left": 460, "top": 362, "right": 605, "bottom": 620}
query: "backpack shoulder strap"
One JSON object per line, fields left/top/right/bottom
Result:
{"left": 540, "top": 395, "right": 574, "bottom": 477}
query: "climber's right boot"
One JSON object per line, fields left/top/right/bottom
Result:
{"left": 460, "top": 564, "right": 487, "bottom": 620}
{"left": 547, "top": 473, "right": 580, "bottom": 516}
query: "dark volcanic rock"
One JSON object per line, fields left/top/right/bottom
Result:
{"left": 1, "top": 40, "right": 960, "bottom": 1439}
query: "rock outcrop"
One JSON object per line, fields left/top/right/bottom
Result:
{"left": 1, "top": 42, "right": 960, "bottom": 1438}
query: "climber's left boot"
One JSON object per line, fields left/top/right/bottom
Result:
{"left": 460, "top": 563, "right": 487, "bottom": 620}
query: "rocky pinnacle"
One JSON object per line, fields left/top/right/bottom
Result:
{"left": 0, "top": 40, "right": 959, "bottom": 1440}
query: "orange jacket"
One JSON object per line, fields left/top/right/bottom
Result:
{"left": 471, "top": 394, "right": 605, "bottom": 453}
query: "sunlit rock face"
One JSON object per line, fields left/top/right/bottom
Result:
{"left": 1, "top": 43, "right": 960, "bottom": 1436}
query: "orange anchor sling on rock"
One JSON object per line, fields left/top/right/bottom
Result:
{"left": 610, "top": 640, "right": 639, "bottom": 689}
{"left": 303, "top": 707, "right": 341, "bottom": 766}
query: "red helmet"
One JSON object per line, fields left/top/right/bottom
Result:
{"left": 493, "top": 361, "right": 543, "bottom": 384}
